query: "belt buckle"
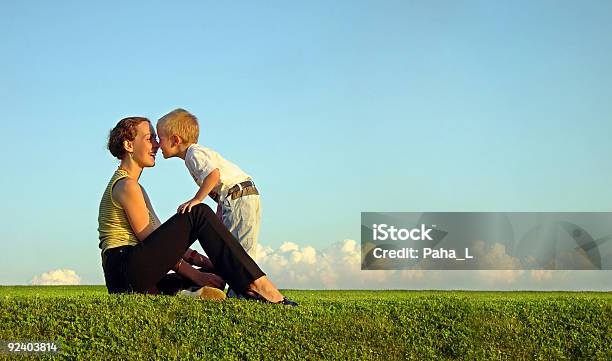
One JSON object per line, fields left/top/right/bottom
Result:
{"left": 231, "top": 181, "right": 245, "bottom": 194}
{"left": 227, "top": 180, "right": 253, "bottom": 199}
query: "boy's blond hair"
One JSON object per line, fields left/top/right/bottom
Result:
{"left": 158, "top": 108, "right": 199, "bottom": 144}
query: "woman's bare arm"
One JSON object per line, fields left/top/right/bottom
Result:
{"left": 112, "top": 178, "right": 157, "bottom": 242}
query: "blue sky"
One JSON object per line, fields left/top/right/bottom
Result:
{"left": 1, "top": 1, "right": 610, "bottom": 288}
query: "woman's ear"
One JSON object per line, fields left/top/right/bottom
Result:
{"left": 123, "top": 140, "right": 134, "bottom": 153}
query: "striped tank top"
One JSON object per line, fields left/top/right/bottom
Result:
{"left": 97, "top": 169, "right": 156, "bottom": 253}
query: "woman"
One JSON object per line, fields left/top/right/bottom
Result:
{"left": 98, "top": 116, "right": 295, "bottom": 305}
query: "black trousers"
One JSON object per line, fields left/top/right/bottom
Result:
{"left": 102, "top": 204, "right": 265, "bottom": 294}
{"left": 155, "top": 272, "right": 200, "bottom": 295}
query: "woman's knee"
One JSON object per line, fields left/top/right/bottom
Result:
{"left": 192, "top": 203, "right": 215, "bottom": 217}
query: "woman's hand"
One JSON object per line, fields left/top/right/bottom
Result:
{"left": 193, "top": 272, "right": 226, "bottom": 290}
{"left": 183, "top": 249, "right": 215, "bottom": 271}
{"left": 198, "top": 255, "right": 215, "bottom": 271}
{"left": 175, "top": 258, "right": 225, "bottom": 289}
{"left": 178, "top": 198, "right": 202, "bottom": 214}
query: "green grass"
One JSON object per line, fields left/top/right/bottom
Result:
{"left": 0, "top": 287, "right": 610, "bottom": 360}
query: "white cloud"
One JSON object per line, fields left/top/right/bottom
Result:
{"left": 257, "top": 240, "right": 372, "bottom": 289}
{"left": 530, "top": 270, "right": 553, "bottom": 281}
{"left": 468, "top": 241, "right": 525, "bottom": 285}
{"left": 477, "top": 270, "right": 524, "bottom": 285}
{"left": 30, "top": 269, "right": 81, "bottom": 286}
{"left": 279, "top": 242, "right": 299, "bottom": 253}
{"left": 256, "top": 240, "right": 424, "bottom": 289}
{"left": 252, "top": 240, "right": 611, "bottom": 290}
{"left": 471, "top": 241, "right": 522, "bottom": 269}
{"left": 529, "top": 270, "right": 571, "bottom": 282}
{"left": 399, "top": 270, "right": 426, "bottom": 281}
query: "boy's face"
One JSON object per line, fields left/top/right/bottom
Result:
{"left": 156, "top": 125, "right": 177, "bottom": 159}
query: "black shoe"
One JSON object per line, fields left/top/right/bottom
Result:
{"left": 242, "top": 290, "right": 298, "bottom": 306}
{"left": 276, "top": 296, "right": 298, "bottom": 306}
{"left": 226, "top": 288, "right": 246, "bottom": 299}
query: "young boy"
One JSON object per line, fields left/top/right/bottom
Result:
{"left": 156, "top": 108, "right": 261, "bottom": 261}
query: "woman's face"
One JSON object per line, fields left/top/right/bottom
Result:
{"left": 128, "top": 121, "right": 159, "bottom": 167}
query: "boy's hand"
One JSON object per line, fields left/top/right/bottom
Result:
{"left": 178, "top": 198, "right": 202, "bottom": 214}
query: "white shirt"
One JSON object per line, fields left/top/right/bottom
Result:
{"left": 184, "top": 144, "right": 251, "bottom": 201}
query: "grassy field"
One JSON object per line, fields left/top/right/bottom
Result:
{"left": 0, "top": 287, "right": 610, "bottom": 360}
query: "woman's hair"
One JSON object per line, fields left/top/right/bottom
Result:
{"left": 108, "top": 117, "right": 151, "bottom": 159}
